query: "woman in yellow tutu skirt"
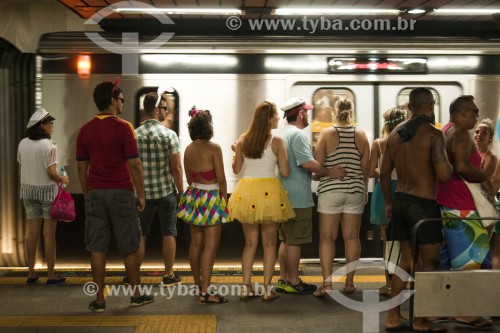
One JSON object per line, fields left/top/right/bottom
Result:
{"left": 228, "top": 101, "right": 295, "bottom": 301}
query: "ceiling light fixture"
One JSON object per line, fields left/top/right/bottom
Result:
{"left": 432, "top": 8, "right": 500, "bottom": 15}
{"left": 113, "top": 7, "right": 243, "bottom": 15}
{"left": 407, "top": 9, "right": 426, "bottom": 14}
{"left": 275, "top": 8, "right": 400, "bottom": 16}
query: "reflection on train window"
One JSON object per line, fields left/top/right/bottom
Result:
{"left": 311, "top": 88, "right": 355, "bottom": 148}
{"left": 397, "top": 88, "right": 441, "bottom": 128}
{"left": 136, "top": 87, "right": 179, "bottom": 134}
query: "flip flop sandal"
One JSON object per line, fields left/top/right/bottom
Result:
{"left": 313, "top": 284, "right": 332, "bottom": 298}
{"left": 412, "top": 322, "right": 448, "bottom": 332}
{"left": 199, "top": 293, "right": 229, "bottom": 304}
{"left": 240, "top": 285, "right": 260, "bottom": 299}
{"left": 344, "top": 284, "right": 356, "bottom": 294}
{"left": 384, "top": 319, "right": 411, "bottom": 332}
{"left": 262, "top": 291, "right": 279, "bottom": 302}
{"left": 455, "top": 317, "right": 493, "bottom": 331}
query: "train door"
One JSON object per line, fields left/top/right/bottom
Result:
{"left": 378, "top": 84, "right": 462, "bottom": 130}
{"left": 288, "top": 82, "right": 462, "bottom": 261}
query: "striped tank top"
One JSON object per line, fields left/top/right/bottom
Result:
{"left": 317, "top": 125, "right": 365, "bottom": 195}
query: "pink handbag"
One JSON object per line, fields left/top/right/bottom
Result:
{"left": 50, "top": 184, "right": 76, "bottom": 222}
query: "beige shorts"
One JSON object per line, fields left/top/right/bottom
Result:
{"left": 278, "top": 207, "right": 312, "bottom": 245}
{"left": 317, "top": 192, "right": 365, "bottom": 214}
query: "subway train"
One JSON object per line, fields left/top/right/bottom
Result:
{"left": 12, "top": 32, "right": 500, "bottom": 266}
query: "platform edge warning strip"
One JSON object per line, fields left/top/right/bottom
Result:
{"left": 0, "top": 275, "right": 385, "bottom": 284}
{"left": 0, "top": 315, "right": 216, "bottom": 333}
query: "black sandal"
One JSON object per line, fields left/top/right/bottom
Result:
{"left": 199, "top": 293, "right": 229, "bottom": 304}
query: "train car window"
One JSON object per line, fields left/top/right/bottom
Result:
{"left": 397, "top": 88, "right": 441, "bottom": 128}
{"left": 311, "top": 88, "right": 355, "bottom": 148}
{"left": 135, "top": 87, "right": 179, "bottom": 135}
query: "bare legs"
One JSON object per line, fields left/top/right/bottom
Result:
{"left": 342, "top": 213, "right": 362, "bottom": 289}
{"left": 90, "top": 252, "right": 107, "bottom": 302}
{"left": 162, "top": 236, "right": 176, "bottom": 276}
{"left": 385, "top": 241, "right": 446, "bottom": 331}
{"left": 314, "top": 212, "right": 361, "bottom": 294}
{"left": 316, "top": 213, "right": 341, "bottom": 287}
{"left": 278, "top": 242, "right": 301, "bottom": 284}
{"left": 25, "top": 218, "right": 59, "bottom": 279}
{"left": 43, "top": 219, "right": 58, "bottom": 279}
{"left": 493, "top": 234, "right": 500, "bottom": 269}
{"left": 137, "top": 235, "right": 176, "bottom": 276}
{"left": 26, "top": 219, "right": 42, "bottom": 279}
{"left": 91, "top": 250, "right": 141, "bottom": 302}
{"left": 242, "top": 223, "right": 278, "bottom": 298}
{"left": 189, "top": 224, "right": 222, "bottom": 297}
{"left": 379, "top": 224, "right": 392, "bottom": 295}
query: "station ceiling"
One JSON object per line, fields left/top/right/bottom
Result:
{"left": 58, "top": 0, "right": 500, "bottom": 37}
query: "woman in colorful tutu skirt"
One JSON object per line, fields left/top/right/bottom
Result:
{"left": 228, "top": 101, "right": 295, "bottom": 301}
{"left": 177, "top": 107, "right": 230, "bottom": 304}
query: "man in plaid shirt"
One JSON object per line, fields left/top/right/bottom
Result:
{"left": 131, "top": 91, "right": 184, "bottom": 285}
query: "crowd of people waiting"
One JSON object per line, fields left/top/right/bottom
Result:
{"left": 17, "top": 80, "right": 500, "bottom": 330}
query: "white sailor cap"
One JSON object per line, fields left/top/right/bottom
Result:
{"left": 280, "top": 97, "right": 313, "bottom": 118}
{"left": 27, "top": 108, "right": 55, "bottom": 128}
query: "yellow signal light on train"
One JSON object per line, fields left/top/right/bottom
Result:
{"left": 77, "top": 55, "right": 91, "bottom": 76}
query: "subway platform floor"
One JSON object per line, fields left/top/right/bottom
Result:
{"left": 0, "top": 262, "right": 498, "bottom": 333}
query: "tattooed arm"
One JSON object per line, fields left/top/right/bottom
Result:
{"left": 431, "top": 129, "right": 454, "bottom": 182}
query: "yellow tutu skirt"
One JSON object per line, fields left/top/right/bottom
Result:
{"left": 228, "top": 178, "right": 295, "bottom": 224}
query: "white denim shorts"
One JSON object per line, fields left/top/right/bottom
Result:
{"left": 317, "top": 191, "right": 365, "bottom": 214}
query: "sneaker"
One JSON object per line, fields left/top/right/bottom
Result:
{"left": 162, "top": 273, "right": 181, "bottom": 285}
{"left": 122, "top": 276, "right": 130, "bottom": 285}
{"left": 275, "top": 279, "right": 288, "bottom": 293}
{"left": 89, "top": 300, "right": 106, "bottom": 313}
{"left": 284, "top": 278, "right": 318, "bottom": 294}
{"left": 131, "top": 294, "right": 155, "bottom": 307}
{"left": 26, "top": 276, "right": 39, "bottom": 284}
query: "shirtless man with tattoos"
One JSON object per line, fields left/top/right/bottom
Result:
{"left": 381, "top": 87, "right": 453, "bottom": 332}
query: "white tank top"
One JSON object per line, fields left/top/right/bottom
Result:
{"left": 243, "top": 136, "right": 278, "bottom": 178}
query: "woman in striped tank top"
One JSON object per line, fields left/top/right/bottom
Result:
{"left": 312, "top": 98, "right": 370, "bottom": 297}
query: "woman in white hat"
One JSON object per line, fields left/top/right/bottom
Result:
{"left": 17, "top": 108, "right": 69, "bottom": 286}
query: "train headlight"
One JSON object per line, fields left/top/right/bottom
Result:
{"left": 77, "top": 55, "right": 91, "bottom": 76}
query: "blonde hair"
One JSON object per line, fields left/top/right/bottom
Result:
{"left": 476, "top": 118, "right": 495, "bottom": 140}
{"left": 242, "top": 101, "right": 277, "bottom": 159}
{"left": 381, "top": 108, "right": 408, "bottom": 138}
{"left": 335, "top": 98, "right": 354, "bottom": 124}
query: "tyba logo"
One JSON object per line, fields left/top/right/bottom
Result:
{"left": 323, "top": 260, "right": 415, "bottom": 333}
{"left": 85, "top": 1, "right": 174, "bottom": 75}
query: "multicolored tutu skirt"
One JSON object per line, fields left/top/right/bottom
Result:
{"left": 228, "top": 178, "right": 295, "bottom": 224}
{"left": 439, "top": 207, "right": 491, "bottom": 270}
{"left": 177, "top": 183, "right": 230, "bottom": 226}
